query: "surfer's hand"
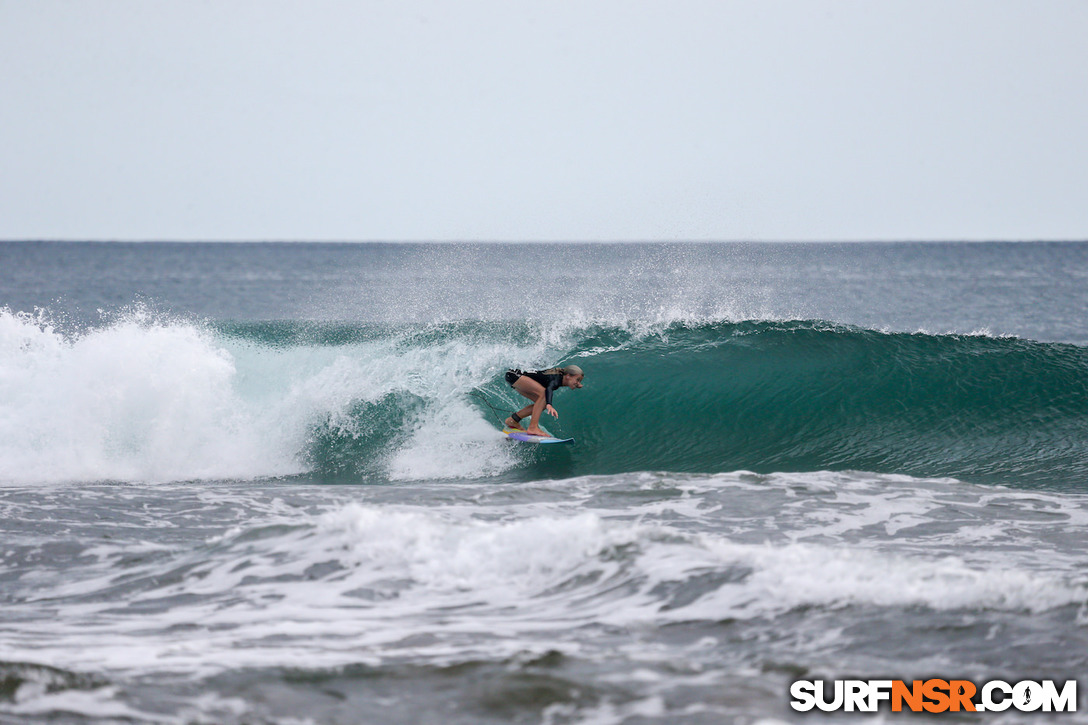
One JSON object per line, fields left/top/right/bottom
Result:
{"left": 546, "top": 405, "right": 558, "bottom": 418}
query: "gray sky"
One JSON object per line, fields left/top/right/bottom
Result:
{"left": 2, "top": 1, "right": 1086, "bottom": 241}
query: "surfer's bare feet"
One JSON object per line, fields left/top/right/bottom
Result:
{"left": 526, "top": 428, "right": 547, "bottom": 437}
{"left": 505, "top": 417, "right": 525, "bottom": 430}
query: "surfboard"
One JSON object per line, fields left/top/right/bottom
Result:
{"left": 501, "top": 425, "right": 574, "bottom": 444}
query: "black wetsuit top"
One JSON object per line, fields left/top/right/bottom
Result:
{"left": 506, "top": 369, "right": 564, "bottom": 406}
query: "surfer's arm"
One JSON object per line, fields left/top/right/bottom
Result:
{"left": 542, "top": 381, "right": 560, "bottom": 418}
{"left": 544, "top": 376, "right": 563, "bottom": 406}
{"left": 544, "top": 389, "right": 558, "bottom": 417}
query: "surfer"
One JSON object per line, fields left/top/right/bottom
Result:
{"left": 504, "top": 365, "right": 584, "bottom": 437}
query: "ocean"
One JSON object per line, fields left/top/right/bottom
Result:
{"left": 1, "top": 241, "right": 1086, "bottom": 724}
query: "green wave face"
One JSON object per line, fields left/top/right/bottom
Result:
{"left": 544, "top": 322, "right": 1088, "bottom": 487}
{"left": 133, "top": 318, "right": 1088, "bottom": 488}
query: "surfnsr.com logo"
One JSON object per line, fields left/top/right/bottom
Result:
{"left": 790, "top": 679, "right": 1077, "bottom": 713}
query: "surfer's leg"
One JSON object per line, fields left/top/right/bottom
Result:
{"left": 506, "top": 376, "right": 543, "bottom": 429}
{"left": 511, "top": 377, "right": 548, "bottom": 435}
{"left": 505, "top": 406, "right": 533, "bottom": 430}
{"left": 505, "top": 404, "right": 534, "bottom": 430}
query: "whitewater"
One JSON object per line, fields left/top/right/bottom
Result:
{"left": 1, "top": 242, "right": 1086, "bottom": 724}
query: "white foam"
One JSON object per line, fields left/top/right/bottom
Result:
{"left": 386, "top": 399, "right": 517, "bottom": 480}
{"left": 6, "top": 481, "right": 1084, "bottom": 681}
{"left": 681, "top": 538, "right": 1081, "bottom": 618}
{"left": 0, "top": 309, "right": 562, "bottom": 484}
{"left": 0, "top": 308, "right": 304, "bottom": 484}
{"left": 7, "top": 686, "right": 169, "bottom": 722}
{"left": 316, "top": 503, "right": 619, "bottom": 594}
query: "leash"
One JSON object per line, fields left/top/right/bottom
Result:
{"left": 470, "top": 391, "right": 509, "bottom": 427}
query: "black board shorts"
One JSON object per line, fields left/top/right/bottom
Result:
{"left": 506, "top": 369, "right": 555, "bottom": 387}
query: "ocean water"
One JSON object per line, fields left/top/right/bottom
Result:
{"left": 0, "top": 241, "right": 1086, "bottom": 724}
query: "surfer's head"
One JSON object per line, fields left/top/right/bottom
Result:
{"left": 562, "top": 365, "right": 584, "bottom": 388}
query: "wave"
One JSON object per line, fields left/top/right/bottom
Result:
{"left": 549, "top": 320, "right": 1088, "bottom": 488}
{"left": 2, "top": 308, "right": 1085, "bottom": 487}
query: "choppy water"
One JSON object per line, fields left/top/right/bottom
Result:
{"left": 1, "top": 242, "right": 1086, "bottom": 724}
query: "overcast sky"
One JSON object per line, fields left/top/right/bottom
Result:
{"left": 1, "top": 1, "right": 1086, "bottom": 241}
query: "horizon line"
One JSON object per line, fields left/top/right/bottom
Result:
{"left": 3, "top": 238, "right": 1087, "bottom": 245}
